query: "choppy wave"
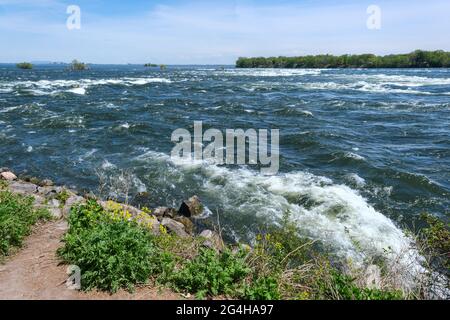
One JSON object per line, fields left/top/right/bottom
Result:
{"left": 347, "top": 73, "right": 450, "bottom": 87}
{"left": 215, "top": 68, "right": 323, "bottom": 77}
{"left": 0, "top": 77, "right": 171, "bottom": 96}
{"left": 298, "top": 81, "right": 443, "bottom": 95}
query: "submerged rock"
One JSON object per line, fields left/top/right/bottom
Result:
{"left": 178, "top": 195, "right": 204, "bottom": 217}
{"left": 161, "top": 217, "right": 189, "bottom": 238}
{"left": 1, "top": 171, "right": 17, "bottom": 181}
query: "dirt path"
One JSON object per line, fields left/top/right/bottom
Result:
{"left": 0, "top": 220, "right": 181, "bottom": 300}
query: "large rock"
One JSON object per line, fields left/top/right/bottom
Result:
{"left": 137, "top": 214, "right": 161, "bottom": 235}
{"left": 100, "top": 201, "right": 144, "bottom": 219}
{"left": 33, "top": 196, "right": 63, "bottom": 219}
{"left": 161, "top": 217, "right": 189, "bottom": 238}
{"left": 37, "top": 185, "right": 62, "bottom": 197}
{"left": 100, "top": 200, "right": 161, "bottom": 235}
{"left": 62, "top": 194, "right": 85, "bottom": 217}
{"left": 178, "top": 195, "right": 204, "bottom": 217}
{"left": 174, "top": 216, "right": 195, "bottom": 234}
{"left": 47, "top": 199, "right": 63, "bottom": 219}
{"left": 199, "top": 229, "right": 224, "bottom": 252}
{"left": 39, "top": 179, "right": 54, "bottom": 187}
{"left": 8, "top": 181, "right": 38, "bottom": 194}
{"left": 1, "top": 171, "right": 17, "bottom": 181}
{"left": 153, "top": 206, "right": 177, "bottom": 219}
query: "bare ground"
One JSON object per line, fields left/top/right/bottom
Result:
{"left": 0, "top": 219, "right": 181, "bottom": 300}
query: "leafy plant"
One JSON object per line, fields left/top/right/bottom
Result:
{"left": 420, "top": 213, "right": 450, "bottom": 270}
{"left": 55, "top": 189, "right": 70, "bottom": 207}
{"left": 242, "top": 276, "right": 280, "bottom": 300}
{"left": 0, "top": 190, "right": 50, "bottom": 257}
{"left": 58, "top": 200, "right": 157, "bottom": 293}
{"left": 169, "top": 248, "right": 251, "bottom": 299}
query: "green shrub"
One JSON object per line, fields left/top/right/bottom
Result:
{"left": 242, "top": 276, "right": 281, "bottom": 300}
{"left": 0, "top": 190, "right": 50, "bottom": 257}
{"left": 420, "top": 213, "right": 450, "bottom": 270}
{"left": 57, "top": 200, "right": 157, "bottom": 293}
{"left": 169, "top": 248, "right": 251, "bottom": 299}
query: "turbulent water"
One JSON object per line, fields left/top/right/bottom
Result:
{"left": 1, "top": 65, "right": 449, "bottom": 274}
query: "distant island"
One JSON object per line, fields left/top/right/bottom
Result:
{"left": 69, "top": 59, "right": 88, "bottom": 71}
{"left": 145, "top": 63, "right": 167, "bottom": 70}
{"left": 236, "top": 50, "right": 450, "bottom": 68}
{"left": 16, "top": 62, "right": 33, "bottom": 69}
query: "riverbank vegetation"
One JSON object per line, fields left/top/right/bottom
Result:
{"left": 236, "top": 50, "right": 450, "bottom": 69}
{"left": 16, "top": 62, "right": 33, "bottom": 69}
{"left": 0, "top": 183, "right": 50, "bottom": 259}
{"left": 57, "top": 200, "right": 416, "bottom": 299}
{"left": 2, "top": 174, "right": 448, "bottom": 300}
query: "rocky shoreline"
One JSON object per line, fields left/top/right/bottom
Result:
{"left": 0, "top": 168, "right": 225, "bottom": 252}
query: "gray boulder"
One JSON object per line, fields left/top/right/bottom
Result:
{"left": 37, "top": 185, "right": 62, "bottom": 197}
{"left": 153, "top": 206, "right": 177, "bottom": 218}
{"left": 1, "top": 171, "right": 17, "bottom": 181}
{"left": 8, "top": 181, "right": 38, "bottom": 194}
{"left": 62, "top": 194, "right": 85, "bottom": 217}
{"left": 39, "top": 179, "right": 54, "bottom": 187}
{"left": 161, "top": 217, "right": 189, "bottom": 238}
{"left": 174, "top": 216, "right": 195, "bottom": 234}
{"left": 178, "top": 195, "right": 204, "bottom": 217}
{"left": 199, "top": 229, "right": 224, "bottom": 252}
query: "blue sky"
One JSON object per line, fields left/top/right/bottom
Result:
{"left": 0, "top": 0, "right": 449, "bottom": 64}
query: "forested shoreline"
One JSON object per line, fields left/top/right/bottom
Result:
{"left": 236, "top": 50, "right": 450, "bottom": 68}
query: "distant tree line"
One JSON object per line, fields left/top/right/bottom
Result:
{"left": 236, "top": 50, "right": 450, "bottom": 68}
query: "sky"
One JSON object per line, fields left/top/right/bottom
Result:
{"left": 0, "top": 0, "right": 449, "bottom": 64}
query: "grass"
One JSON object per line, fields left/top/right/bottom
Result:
{"left": 55, "top": 189, "right": 70, "bottom": 208}
{"left": 0, "top": 187, "right": 50, "bottom": 259}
